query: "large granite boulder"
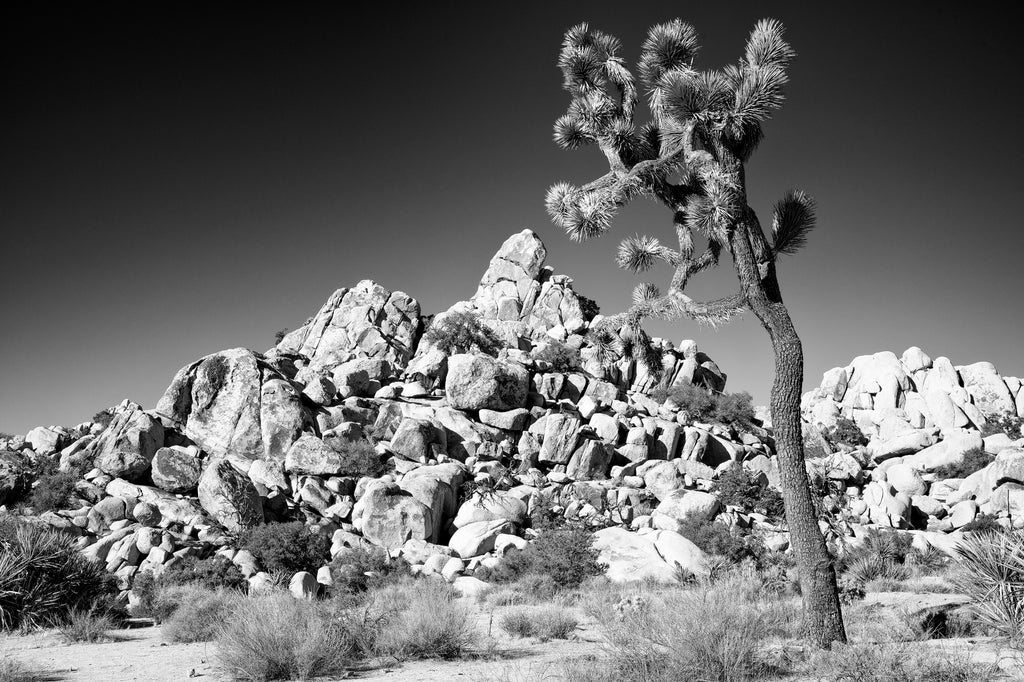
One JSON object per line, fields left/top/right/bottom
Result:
{"left": 157, "top": 349, "right": 307, "bottom": 462}
{"left": 92, "top": 401, "right": 165, "bottom": 481}
{"left": 355, "top": 482, "right": 434, "bottom": 549}
{"left": 151, "top": 445, "right": 203, "bottom": 494}
{"left": 197, "top": 458, "right": 264, "bottom": 532}
{"left": 276, "top": 280, "right": 421, "bottom": 374}
{"left": 445, "top": 354, "right": 529, "bottom": 411}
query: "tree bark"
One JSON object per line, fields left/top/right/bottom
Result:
{"left": 730, "top": 218, "right": 847, "bottom": 648}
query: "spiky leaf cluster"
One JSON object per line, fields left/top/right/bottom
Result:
{"left": 771, "top": 189, "right": 816, "bottom": 256}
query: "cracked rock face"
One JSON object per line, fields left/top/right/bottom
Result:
{"left": 276, "top": 279, "right": 421, "bottom": 375}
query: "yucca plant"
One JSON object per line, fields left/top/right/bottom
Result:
{"left": 545, "top": 18, "right": 844, "bottom": 646}
{"left": 951, "top": 529, "right": 1024, "bottom": 640}
{"left": 0, "top": 518, "right": 116, "bottom": 630}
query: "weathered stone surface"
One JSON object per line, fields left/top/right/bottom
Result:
{"left": 959, "top": 362, "right": 1016, "bottom": 417}
{"left": 0, "top": 452, "right": 30, "bottom": 505}
{"left": 197, "top": 458, "right": 264, "bottom": 533}
{"left": 25, "top": 427, "right": 61, "bottom": 456}
{"left": 652, "top": 490, "right": 721, "bottom": 531}
{"left": 92, "top": 402, "right": 164, "bottom": 481}
{"left": 399, "top": 476, "right": 454, "bottom": 543}
{"left": 260, "top": 379, "right": 305, "bottom": 461}
{"left": 642, "top": 460, "right": 684, "bottom": 501}
{"left": 592, "top": 527, "right": 677, "bottom": 583}
{"left": 356, "top": 482, "right": 434, "bottom": 549}
{"left": 887, "top": 463, "right": 927, "bottom": 497}
{"left": 566, "top": 440, "right": 614, "bottom": 480}
{"left": 390, "top": 417, "right": 446, "bottom": 462}
{"left": 285, "top": 434, "right": 347, "bottom": 476}
{"left": 448, "top": 519, "right": 513, "bottom": 558}
{"left": 903, "top": 430, "right": 984, "bottom": 472}
{"left": 453, "top": 492, "right": 528, "bottom": 528}
{"left": 539, "top": 413, "right": 582, "bottom": 464}
{"left": 652, "top": 529, "right": 710, "bottom": 577}
{"left": 151, "top": 445, "right": 202, "bottom": 494}
{"left": 478, "top": 408, "right": 530, "bottom": 431}
{"left": 277, "top": 280, "right": 421, "bottom": 373}
{"left": 445, "top": 354, "right": 529, "bottom": 411}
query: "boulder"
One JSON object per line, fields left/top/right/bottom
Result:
{"left": 651, "top": 529, "right": 711, "bottom": 577}
{"left": 276, "top": 280, "right": 421, "bottom": 374}
{"left": 197, "top": 458, "right": 264, "bottom": 533}
{"left": 592, "top": 527, "right": 677, "bottom": 583}
{"left": 259, "top": 379, "right": 305, "bottom": 461}
{"left": 92, "top": 402, "right": 164, "bottom": 481}
{"left": 903, "top": 430, "right": 984, "bottom": 472}
{"left": 478, "top": 408, "right": 530, "bottom": 431}
{"left": 150, "top": 446, "right": 203, "bottom": 494}
{"left": 886, "top": 463, "right": 927, "bottom": 497}
{"left": 652, "top": 490, "right": 721, "bottom": 531}
{"left": 566, "top": 440, "right": 614, "bottom": 481}
{"left": 959, "top": 362, "right": 1015, "bottom": 416}
{"left": 448, "top": 519, "right": 513, "bottom": 558}
{"left": 285, "top": 434, "right": 347, "bottom": 476}
{"left": 390, "top": 417, "right": 446, "bottom": 462}
{"left": 642, "top": 460, "right": 684, "bottom": 501}
{"left": 538, "top": 413, "right": 582, "bottom": 464}
{"left": 25, "top": 427, "right": 61, "bottom": 456}
{"left": 356, "top": 482, "right": 434, "bottom": 549}
{"left": 453, "top": 492, "right": 528, "bottom": 528}
{"left": 445, "top": 354, "right": 529, "bottom": 411}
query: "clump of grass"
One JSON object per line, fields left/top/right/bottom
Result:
{"left": 216, "top": 592, "right": 365, "bottom": 681}
{"left": 803, "top": 642, "right": 997, "bottom": 682}
{"left": 373, "top": 580, "right": 474, "bottom": 660}
{"left": 0, "top": 657, "right": 43, "bottom": 682}
{"left": 499, "top": 606, "right": 578, "bottom": 641}
{"left": 59, "top": 608, "right": 117, "bottom": 643}
{"left": 933, "top": 447, "right": 994, "bottom": 480}
{"left": 162, "top": 587, "right": 240, "bottom": 643}
{"left": 423, "top": 310, "right": 503, "bottom": 356}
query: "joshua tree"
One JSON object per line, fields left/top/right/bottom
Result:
{"left": 544, "top": 19, "right": 846, "bottom": 646}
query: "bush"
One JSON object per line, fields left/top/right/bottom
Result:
{"left": 804, "top": 642, "right": 997, "bottom": 682}
{"left": 961, "top": 513, "right": 1002, "bottom": 533}
{"left": 713, "top": 466, "right": 785, "bottom": 518}
{"left": 25, "top": 470, "right": 79, "bottom": 512}
{"left": 587, "top": 569, "right": 796, "bottom": 681}
{"left": 576, "top": 293, "right": 600, "bottom": 321}
{"left": 239, "top": 522, "right": 332, "bottom": 575}
{"left": 329, "top": 545, "right": 411, "bottom": 597}
{"left": 423, "top": 310, "right": 503, "bottom": 356}
{"left": 0, "top": 658, "right": 42, "bottom": 682}
{"left": 162, "top": 587, "right": 240, "bottom": 643}
{"left": 532, "top": 341, "right": 580, "bottom": 372}
{"left": 649, "top": 384, "right": 756, "bottom": 429}
{"left": 476, "top": 527, "right": 605, "bottom": 589}
{"left": 91, "top": 409, "right": 114, "bottom": 429}
{"left": 933, "top": 447, "right": 994, "bottom": 480}
{"left": 981, "top": 412, "right": 1024, "bottom": 440}
{"left": 824, "top": 417, "right": 869, "bottom": 448}
{"left": 951, "top": 529, "right": 1024, "bottom": 640}
{"left": 0, "top": 517, "right": 118, "bottom": 630}
{"left": 835, "top": 528, "right": 914, "bottom": 575}
{"left": 374, "top": 581, "right": 473, "bottom": 660}
{"left": 498, "top": 606, "right": 578, "bottom": 641}
{"left": 332, "top": 439, "right": 384, "bottom": 477}
{"left": 164, "top": 554, "right": 249, "bottom": 592}
{"left": 59, "top": 608, "right": 117, "bottom": 643}
{"left": 675, "top": 515, "right": 763, "bottom": 566}
{"left": 710, "top": 391, "right": 756, "bottom": 429}
{"left": 216, "top": 593, "right": 366, "bottom": 681}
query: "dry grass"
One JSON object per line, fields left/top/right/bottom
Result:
{"left": 162, "top": 588, "right": 241, "bottom": 643}
{"left": 0, "top": 658, "right": 43, "bottom": 682}
{"left": 802, "top": 643, "right": 998, "bottom": 681}
{"left": 498, "top": 605, "right": 578, "bottom": 641}
{"left": 59, "top": 609, "right": 117, "bottom": 643}
{"left": 216, "top": 592, "right": 363, "bottom": 681}
{"left": 373, "top": 580, "right": 474, "bottom": 660}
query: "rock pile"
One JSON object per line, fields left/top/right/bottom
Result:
{"left": 2, "top": 230, "right": 1020, "bottom": 601}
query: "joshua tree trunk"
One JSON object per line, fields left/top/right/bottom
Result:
{"left": 731, "top": 220, "right": 847, "bottom": 647}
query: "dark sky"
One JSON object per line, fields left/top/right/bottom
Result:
{"left": 2, "top": 3, "right": 1022, "bottom": 434}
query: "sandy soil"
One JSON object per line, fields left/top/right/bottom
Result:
{"left": 0, "top": 610, "right": 603, "bottom": 682}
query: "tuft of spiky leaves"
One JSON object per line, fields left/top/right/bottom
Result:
{"left": 639, "top": 19, "right": 700, "bottom": 87}
{"left": 632, "top": 282, "right": 660, "bottom": 305}
{"left": 744, "top": 19, "right": 795, "bottom": 69}
{"left": 565, "top": 192, "right": 616, "bottom": 242}
{"left": 553, "top": 114, "right": 591, "bottom": 149}
{"left": 661, "top": 70, "right": 731, "bottom": 123}
{"left": 730, "top": 63, "right": 788, "bottom": 131}
{"left": 771, "top": 189, "right": 816, "bottom": 256}
{"left": 616, "top": 234, "right": 668, "bottom": 272}
{"left": 586, "top": 327, "right": 622, "bottom": 365}
{"left": 545, "top": 181, "right": 578, "bottom": 227}
{"left": 952, "top": 529, "right": 1024, "bottom": 639}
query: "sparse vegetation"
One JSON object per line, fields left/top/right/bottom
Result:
{"left": 162, "top": 587, "right": 240, "bottom": 643}
{"left": 333, "top": 439, "right": 385, "bottom": 477}
{"left": 423, "top": 310, "right": 503, "bottom": 356}
{"left": 675, "top": 515, "right": 764, "bottom": 566}
{"left": 25, "top": 469, "right": 79, "bottom": 512}
{"left": 961, "top": 513, "right": 1002, "bottom": 534}
{"left": 981, "top": 412, "right": 1024, "bottom": 440}
{"left": 803, "top": 643, "right": 997, "bottom": 682}
{"left": 59, "top": 608, "right": 117, "bottom": 643}
{"left": 532, "top": 340, "right": 581, "bottom": 372}
{"left": 239, "top": 521, "right": 332, "bottom": 575}
{"left": 0, "top": 658, "right": 42, "bottom": 682}
{"left": 476, "top": 526, "right": 605, "bottom": 589}
{"left": 499, "top": 605, "right": 578, "bottom": 641}
{"left": 0, "top": 517, "right": 118, "bottom": 630}
{"left": 329, "top": 545, "right": 411, "bottom": 597}
{"left": 933, "top": 447, "right": 993, "bottom": 480}
{"left": 273, "top": 328, "right": 289, "bottom": 345}
{"left": 824, "top": 417, "right": 869, "bottom": 448}
{"left": 649, "top": 384, "right": 756, "bottom": 430}
{"left": 374, "top": 581, "right": 474, "bottom": 660}
{"left": 713, "top": 466, "right": 785, "bottom": 518}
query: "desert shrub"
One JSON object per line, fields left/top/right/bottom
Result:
{"left": 273, "top": 328, "right": 288, "bottom": 345}
{"left": 933, "top": 447, "right": 993, "bottom": 480}
{"left": 476, "top": 527, "right": 605, "bottom": 589}
{"left": 981, "top": 412, "right": 1024, "bottom": 439}
{"left": 675, "top": 515, "right": 763, "bottom": 566}
{"left": 25, "top": 470, "right": 79, "bottom": 512}
{"left": 59, "top": 608, "right": 116, "bottom": 643}
{"left": 710, "top": 391, "right": 756, "bottom": 429}
{"left": 374, "top": 580, "right": 473, "bottom": 660}
{"left": 162, "top": 587, "right": 240, "bottom": 643}
{"left": 961, "top": 513, "right": 1002, "bottom": 533}
{"left": 804, "top": 642, "right": 997, "bottom": 682}
{"left": 91, "top": 409, "right": 114, "bottom": 429}
{"left": 576, "top": 293, "right": 600, "bottom": 320}
{"left": 239, "top": 522, "right": 332, "bottom": 575}
{"left": 713, "top": 466, "right": 785, "bottom": 518}
{"left": 589, "top": 570, "right": 796, "bottom": 681}
{"left": 951, "top": 528, "right": 1024, "bottom": 640}
{"left": 835, "top": 529, "right": 914, "bottom": 575}
{"left": 329, "top": 545, "right": 411, "bottom": 597}
{"left": 532, "top": 340, "right": 580, "bottom": 372}
{"left": 333, "top": 439, "right": 385, "bottom": 477}
{"left": 163, "top": 554, "right": 249, "bottom": 591}
{"left": 824, "top": 417, "right": 869, "bottom": 447}
{"left": 845, "top": 555, "right": 910, "bottom": 587}
{"left": 423, "top": 310, "right": 502, "bottom": 356}
{"left": 499, "top": 605, "right": 578, "bottom": 641}
{"left": 0, "top": 517, "right": 118, "bottom": 630}
{"left": 216, "top": 593, "right": 366, "bottom": 681}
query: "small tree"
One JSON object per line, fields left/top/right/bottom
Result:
{"left": 544, "top": 19, "right": 845, "bottom": 646}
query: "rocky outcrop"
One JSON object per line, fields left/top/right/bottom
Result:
{"left": 197, "top": 458, "right": 264, "bottom": 533}
{"left": 91, "top": 401, "right": 165, "bottom": 481}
